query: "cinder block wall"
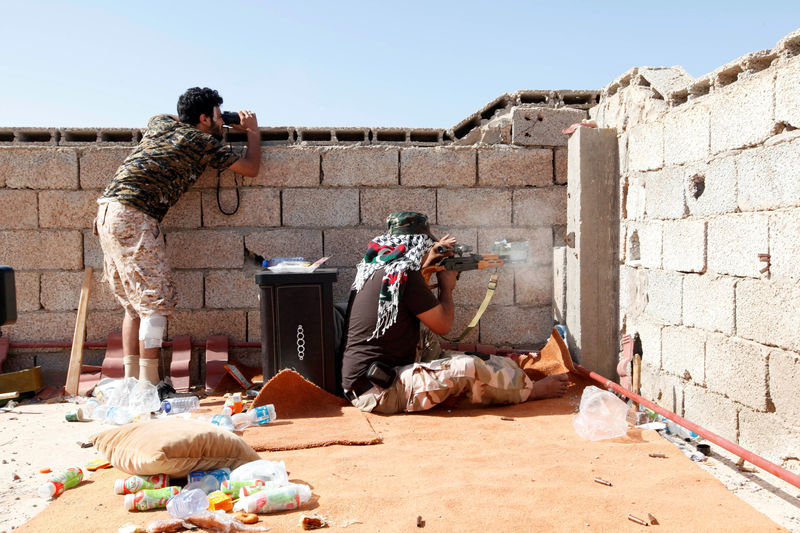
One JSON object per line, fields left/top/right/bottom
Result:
{"left": 592, "top": 29, "right": 800, "bottom": 471}
{"left": 0, "top": 90, "right": 597, "bottom": 385}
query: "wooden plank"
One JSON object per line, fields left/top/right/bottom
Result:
{"left": 64, "top": 267, "right": 93, "bottom": 396}
{"left": 169, "top": 335, "right": 192, "bottom": 391}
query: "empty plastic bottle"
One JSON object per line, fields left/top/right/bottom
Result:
{"left": 166, "top": 488, "right": 209, "bottom": 519}
{"left": 114, "top": 473, "right": 170, "bottom": 495}
{"left": 105, "top": 405, "right": 134, "bottom": 425}
{"left": 232, "top": 483, "right": 312, "bottom": 513}
{"left": 38, "top": 467, "right": 84, "bottom": 499}
{"left": 231, "top": 404, "right": 277, "bottom": 430}
{"left": 201, "top": 413, "right": 236, "bottom": 431}
{"left": 124, "top": 486, "right": 181, "bottom": 511}
{"left": 160, "top": 396, "right": 200, "bottom": 414}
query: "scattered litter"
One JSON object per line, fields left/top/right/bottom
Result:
{"left": 300, "top": 513, "right": 328, "bottom": 530}
{"left": 593, "top": 477, "right": 612, "bottom": 486}
{"left": 637, "top": 422, "right": 666, "bottom": 431}
{"left": 647, "top": 513, "right": 659, "bottom": 525}
{"left": 86, "top": 458, "right": 112, "bottom": 471}
{"left": 648, "top": 453, "right": 667, "bottom": 459}
{"left": 77, "top": 441, "right": 93, "bottom": 448}
{"left": 627, "top": 514, "right": 649, "bottom": 526}
{"left": 416, "top": 515, "right": 425, "bottom": 527}
{"left": 39, "top": 468, "right": 52, "bottom": 474}
{"left": 500, "top": 416, "right": 515, "bottom": 421}
{"left": 573, "top": 386, "right": 629, "bottom": 441}
{"left": 118, "top": 523, "right": 147, "bottom": 533}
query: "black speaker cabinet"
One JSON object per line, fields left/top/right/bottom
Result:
{"left": 255, "top": 269, "right": 338, "bottom": 394}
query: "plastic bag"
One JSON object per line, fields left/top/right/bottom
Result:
{"left": 573, "top": 386, "right": 629, "bottom": 441}
{"left": 229, "top": 459, "right": 289, "bottom": 487}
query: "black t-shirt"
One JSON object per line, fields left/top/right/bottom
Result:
{"left": 341, "top": 269, "right": 439, "bottom": 391}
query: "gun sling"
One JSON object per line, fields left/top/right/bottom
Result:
{"left": 442, "top": 273, "right": 498, "bottom": 343}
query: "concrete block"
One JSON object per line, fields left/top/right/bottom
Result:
{"left": 3, "top": 311, "right": 75, "bottom": 342}
{"left": 173, "top": 270, "right": 204, "bottom": 309}
{"left": 201, "top": 188, "right": 280, "bottom": 228}
{"left": 625, "top": 221, "right": 662, "bottom": 269}
{"left": 774, "top": 55, "right": 800, "bottom": 129}
{"left": 79, "top": 147, "right": 131, "bottom": 189}
{"left": 710, "top": 70, "right": 775, "bottom": 154}
{"left": 664, "top": 103, "right": 710, "bottom": 165}
{"left": 478, "top": 147, "right": 552, "bottom": 187}
{"left": 644, "top": 167, "right": 686, "bottom": 219}
{"left": 359, "top": 188, "right": 436, "bottom": 226}
{"left": 682, "top": 274, "right": 735, "bottom": 334}
{"left": 451, "top": 265, "right": 513, "bottom": 306}
{"left": 627, "top": 317, "right": 663, "bottom": 369}
{"left": 253, "top": 147, "right": 320, "bottom": 187}
{"left": 321, "top": 146, "right": 398, "bottom": 186}
{"left": 510, "top": 106, "right": 586, "bottom": 147}
{"left": 553, "top": 246, "right": 566, "bottom": 323}
{"left": 686, "top": 156, "right": 737, "bottom": 216}
{"left": 166, "top": 230, "right": 242, "bottom": 269}
{"left": 205, "top": 270, "right": 260, "bottom": 308}
{"left": 479, "top": 305, "right": 552, "bottom": 347}
{"left": 169, "top": 309, "right": 247, "bottom": 342}
{"left": 86, "top": 309, "right": 124, "bottom": 342}
{"left": 707, "top": 213, "right": 768, "bottom": 277}
{"left": 0, "top": 190, "right": 37, "bottom": 229}
{"left": 246, "top": 308, "right": 261, "bottom": 343}
{"left": 13, "top": 271, "right": 40, "bottom": 312}
{"left": 84, "top": 232, "right": 104, "bottom": 270}
{"left": 0, "top": 230, "right": 83, "bottom": 270}
{"left": 628, "top": 122, "right": 664, "bottom": 172}
{"left": 2, "top": 353, "right": 35, "bottom": 372}
{"left": 682, "top": 386, "right": 738, "bottom": 443}
{"left": 283, "top": 189, "right": 359, "bottom": 227}
{"left": 554, "top": 147, "right": 568, "bottom": 185}
{"left": 645, "top": 270, "right": 682, "bottom": 325}
{"left": 639, "top": 361, "right": 683, "bottom": 414}
{"left": 244, "top": 229, "right": 323, "bottom": 262}
{"left": 662, "top": 219, "right": 706, "bottom": 273}
{"left": 737, "top": 279, "right": 800, "bottom": 352}
{"left": 323, "top": 227, "right": 390, "bottom": 269}
{"left": 161, "top": 190, "right": 202, "bottom": 230}
{"left": 736, "top": 139, "right": 800, "bottom": 211}
{"left": 705, "top": 333, "right": 769, "bottom": 410}
{"left": 438, "top": 189, "right": 512, "bottom": 227}
{"left": 769, "top": 347, "right": 800, "bottom": 421}
{"left": 661, "top": 326, "right": 705, "bottom": 383}
{"left": 35, "top": 351, "right": 70, "bottom": 389}
{"left": 624, "top": 172, "right": 647, "bottom": 220}
{"left": 400, "top": 147, "right": 476, "bottom": 187}
{"left": 332, "top": 267, "right": 356, "bottom": 303}
{"left": 39, "top": 190, "right": 97, "bottom": 229}
{"left": 477, "top": 227, "right": 552, "bottom": 265}
{"left": 40, "top": 270, "right": 117, "bottom": 311}
{"left": 512, "top": 187, "right": 566, "bottom": 227}
{"left": 739, "top": 410, "right": 800, "bottom": 467}
{"left": 0, "top": 147, "right": 78, "bottom": 189}
{"left": 513, "top": 264, "right": 552, "bottom": 306}
{"left": 769, "top": 210, "right": 800, "bottom": 281}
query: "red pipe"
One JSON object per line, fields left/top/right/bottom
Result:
{"left": 574, "top": 363, "right": 800, "bottom": 491}
{"left": 9, "top": 341, "right": 262, "bottom": 349}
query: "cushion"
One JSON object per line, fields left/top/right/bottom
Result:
{"left": 90, "top": 417, "right": 260, "bottom": 476}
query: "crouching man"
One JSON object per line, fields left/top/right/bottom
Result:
{"left": 95, "top": 87, "right": 261, "bottom": 385}
{"left": 341, "top": 212, "right": 569, "bottom": 414}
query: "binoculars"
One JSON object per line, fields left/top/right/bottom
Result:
{"left": 221, "top": 111, "right": 241, "bottom": 125}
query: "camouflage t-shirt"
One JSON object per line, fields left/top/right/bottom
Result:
{"left": 100, "top": 115, "right": 239, "bottom": 222}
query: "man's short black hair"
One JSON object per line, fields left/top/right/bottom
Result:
{"left": 177, "top": 87, "right": 223, "bottom": 125}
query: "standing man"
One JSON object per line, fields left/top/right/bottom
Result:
{"left": 341, "top": 212, "right": 569, "bottom": 413}
{"left": 95, "top": 87, "right": 261, "bottom": 385}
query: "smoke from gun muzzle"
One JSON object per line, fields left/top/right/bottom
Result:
{"left": 221, "top": 111, "right": 240, "bottom": 125}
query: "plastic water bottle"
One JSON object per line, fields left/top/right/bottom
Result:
{"left": 232, "top": 483, "right": 312, "bottom": 513}
{"left": 231, "top": 404, "right": 277, "bottom": 430}
{"left": 38, "top": 467, "right": 84, "bottom": 499}
{"left": 161, "top": 396, "right": 200, "bottom": 414}
{"left": 114, "top": 474, "right": 170, "bottom": 495}
{"left": 124, "top": 486, "right": 181, "bottom": 511}
{"left": 166, "top": 488, "right": 209, "bottom": 519}
{"left": 106, "top": 405, "right": 134, "bottom": 425}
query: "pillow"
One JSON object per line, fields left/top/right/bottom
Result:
{"left": 91, "top": 417, "right": 261, "bottom": 477}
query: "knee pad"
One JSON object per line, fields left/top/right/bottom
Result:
{"left": 139, "top": 315, "right": 167, "bottom": 349}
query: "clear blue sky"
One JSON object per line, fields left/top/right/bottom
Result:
{"left": 2, "top": 1, "right": 798, "bottom": 128}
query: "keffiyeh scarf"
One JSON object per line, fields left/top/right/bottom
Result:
{"left": 352, "top": 233, "right": 434, "bottom": 340}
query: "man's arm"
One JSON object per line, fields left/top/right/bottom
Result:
{"left": 227, "top": 110, "right": 261, "bottom": 177}
{"left": 416, "top": 269, "right": 457, "bottom": 335}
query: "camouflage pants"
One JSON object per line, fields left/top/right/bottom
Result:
{"left": 95, "top": 201, "right": 177, "bottom": 317}
{"left": 351, "top": 353, "right": 533, "bottom": 414}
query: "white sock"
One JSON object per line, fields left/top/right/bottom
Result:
{"left": 123, "top": 355, "right": 140, "bottom": 379}
{"left": 139, "top": 358, "right": 160, "bottom": 386}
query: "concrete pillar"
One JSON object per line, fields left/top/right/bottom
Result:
{"left": 565, "top": 127, "right": 620, "bottom": 379}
